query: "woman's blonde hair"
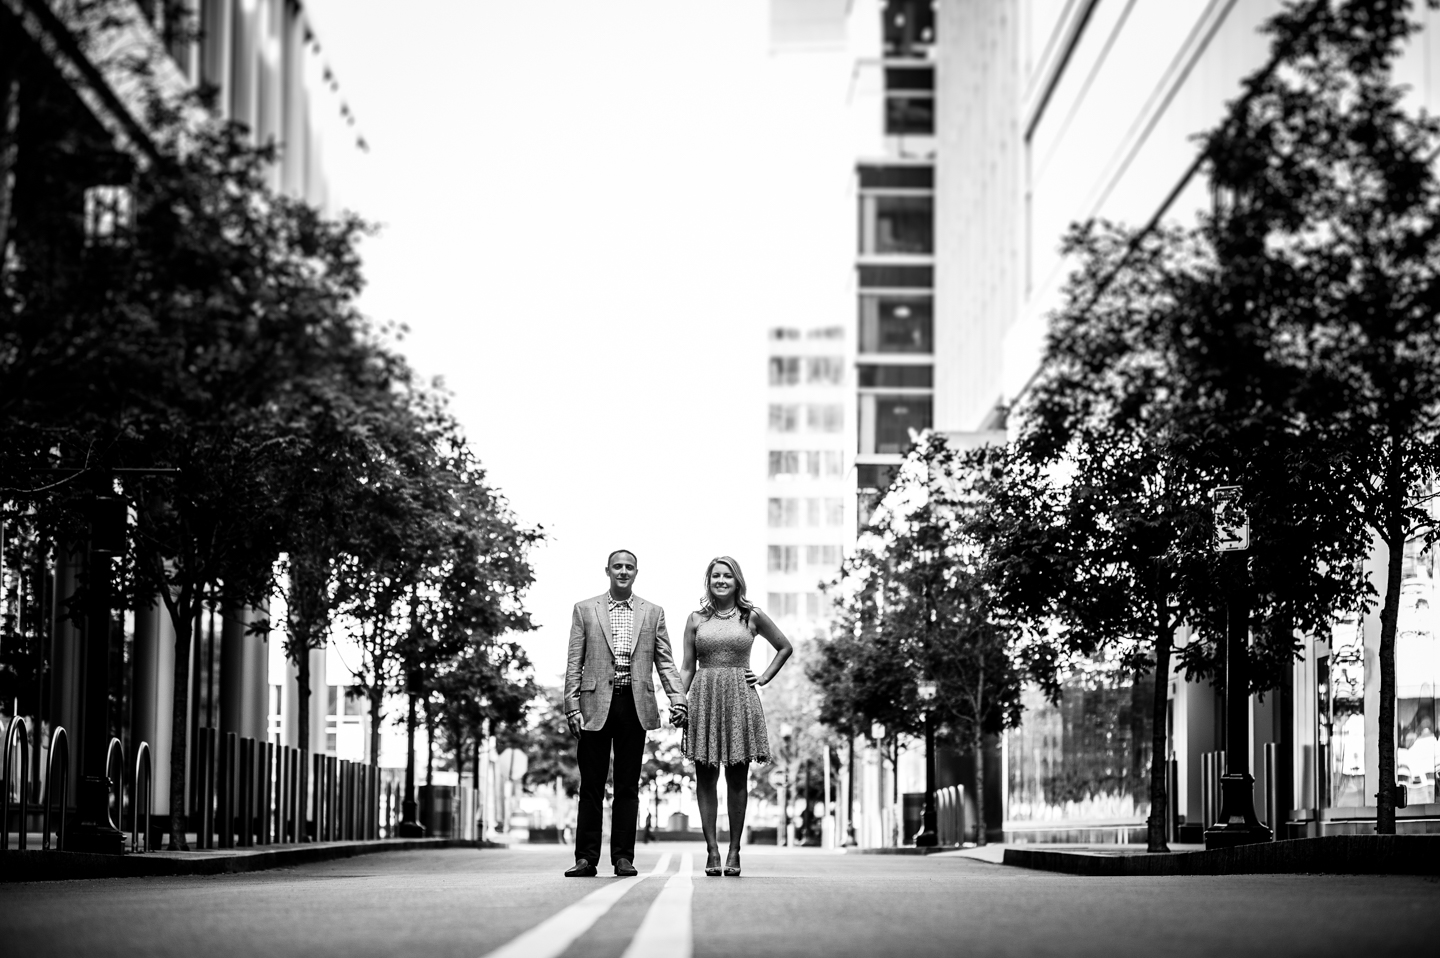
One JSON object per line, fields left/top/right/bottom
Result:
{"left": 699, "top": 555, "right": 755, "bottom": 625}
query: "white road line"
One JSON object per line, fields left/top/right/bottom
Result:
{"left": 619, "top": 852, "right": 694, "bottom": 958}
{"left": 478, "top": 856, "right": 672, "bottom": 958}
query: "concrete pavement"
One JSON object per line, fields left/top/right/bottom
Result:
{"left": 1, "top": 842, "right": 1436, "bottom": 957}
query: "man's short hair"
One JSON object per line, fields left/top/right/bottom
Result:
{"left": 607, "top": 549, "right": 638, "bottom": 566}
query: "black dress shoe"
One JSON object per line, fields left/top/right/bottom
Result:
{"left": 565, "top": 859, "right": 597, "bottom": 877}
{"left": 614, "top": 858, "right": 638, "bottom": 877}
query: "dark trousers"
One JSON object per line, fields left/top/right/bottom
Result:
{"left": 575, "top": 686, "right": 644, "bottom": 865}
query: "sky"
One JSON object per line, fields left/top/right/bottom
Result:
{"left": 303, "top": 0, "right": 856, "bottom": 686}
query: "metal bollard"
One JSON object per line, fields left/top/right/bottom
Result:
{"left": 221, "top": 732, "right": 238, "bottom": 849}
{"left": 239, "top": 738, "right": 254, "bottom": 847}
{"left": 1264, "top": 742, "right": 1279, "bottom": 837}
{"left": 311, "top": 752, "right": 323, "bottom": 842}
{"left": 287, "top": 747, "right": 299, "bottom": 843}
{"left": 329, "top": 757, "right": 340, "bottom": 841}
{"left": 1167, "top": 756, "right": 1180, "bottom": 842}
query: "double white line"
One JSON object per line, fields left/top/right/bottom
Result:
{"left": 480, "top": 853, "right": 694, "bottom": 958}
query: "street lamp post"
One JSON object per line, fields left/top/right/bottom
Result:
{"left": 1204, "top": 485, "right": 1272, "bottom": 849}
{"left": 914, "top": 681, "right": 938, "bottom": 847}
{"left": 68, "top": 494, "right": 129, "bottom": 855}
{"left": 397, "top": 684, "right": 426, "bottom": 837}
{"left": 870, "top": 721, "right": 886, "bottom": 846}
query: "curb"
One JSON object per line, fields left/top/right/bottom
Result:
{"left": 0, "top": 837, "right": 499, "bottom": 883}
{"left": 844, "top": 845, "right": 960, "bottom": 856}
{"left": 1001, "top": 835, "right": 1440, "bottom": 876}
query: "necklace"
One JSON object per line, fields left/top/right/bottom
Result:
{"left": 711, "top": 605, "right": 738, "bottom": 619}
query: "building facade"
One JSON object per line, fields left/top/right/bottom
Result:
{"left": 1, "top": 0, "right": 365, "bottom": 831}
{"left": 932, "top": 0, "right": 1440, "bottom": 840}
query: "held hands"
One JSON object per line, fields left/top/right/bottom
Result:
{"left": 669, "top": 704, "right": 689, "bottom": 729}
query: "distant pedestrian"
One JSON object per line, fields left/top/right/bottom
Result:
{"left": 643, "top": 812, "right": 654, "bottom": 844}
{"left": 563, "top": 549, "right": 688, "bottom": 877}
{"left": 681, "top": 556, "right": 792, "bottom": 877}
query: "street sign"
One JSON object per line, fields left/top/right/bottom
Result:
{"left": 1212, "top": 485, "right": 1250, "bottom": 552}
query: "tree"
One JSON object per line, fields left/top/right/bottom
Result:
{"left": 497, "top": 688, "right": 580, "bottom": 797}
{"left": 1185, "top": 0, "right": 1440, "bottom": 834}
{"left": 639, "top": 735, "right": 686, "bottom": 830}
{"left": 813, "top": 434, "right": 1027, "bottom": 845}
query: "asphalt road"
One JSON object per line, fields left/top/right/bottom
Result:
{"left": 1, "top": 843, "right": 1437, "bottom": 958}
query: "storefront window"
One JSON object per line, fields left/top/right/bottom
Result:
{"left": 1327, "top": 617, "right": 1366, "bottom": 807}
{"left": 1396, "top": 537, "right": 1439, "bottom": 805}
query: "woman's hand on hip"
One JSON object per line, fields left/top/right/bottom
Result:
{"left": 745, "top": 669, "right": 760, "bottom": 688}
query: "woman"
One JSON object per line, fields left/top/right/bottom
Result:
{"left": 680, "top": 556, "right": 792, "bottom": 877}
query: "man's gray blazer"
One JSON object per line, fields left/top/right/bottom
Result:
{"left": 564, "top": 592, "right": 687, "bottom": 731}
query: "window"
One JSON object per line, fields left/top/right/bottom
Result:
{"left": 768, "top": 498, "right": 800, "bottom": 528}
{"left": 858, "top": 491, "right": 881, "bottom": 530}
{"left": 769, "top": 357, "right": 801, "bottom": 386}
{"left": 803, "top": 450, "right": 844, "bottom": 479}
{"left": 858, "top": 164, "right": 933, "bottom": 190}
{"left": 885, "top": 95, "right": 935, "bottom": 136}
{"left": 859, "top": 295, "right": 933, "bottom": 353}
{"left": 327, "top": 685, "right": 339, "bottom": 717}
{"left": 825, "top": 498, "right": 845, "bottom": 527}
{"left": 883, "top": 0, "right": 935, "bottom": 57}
{"left": 858, "top": 264, "right": 932, "bottom": 289}
{"left": 807, "top": 545, "right": 842, "bottom": 568}
{"left": 806, "top": 592, "right": 833, "bottom": 619}
{"left": 806, "top": 498, "right": 821, "bottom": 527}
{"left": 807, "top": 326, "right": 844, "bottom": 339}
{"left": 859, "top": 195, "right": 933, "bottom": 255}
{"left": 858, "top": 364, "right": 933, "bottom": 388}
{"left": 769, "top": 404, "right": 799, "bottom": 432}
{"left": 344, "top": 693, "right": 363, "bottom": 716}
{"left": 769, "top": 450, "right": 801, "bottom": 479}
{"left": 83, "top": 185, "right": 134, "bottom": 245}
{"left": 326, "top": 732, "right": 338, "bottom": 753}
{"left": 769, "top": 327, "right": 800, "bottom": 340}
{"left": 857, "top": 463, "right": 898, "bottom": 492}
{"left": 807, "top": 404, "right": 843, "bottom": 433}
{"left": 767, "top": 592, "right": 799, "bottom": 618}
{"left": 768, "top": 545, "right": 798, "bottom": 574}
{"left": 806, "top": 357, "right": 846, "bottom": 385}
{"left": 858, "top": 395, "right": 932, "bottom": 455}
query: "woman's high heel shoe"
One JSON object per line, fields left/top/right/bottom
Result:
{"left": 723, "top": 849, "right": 741, "bottom": 877}
{"left": 705, "top": 849, "right": 722, "bottom": 877}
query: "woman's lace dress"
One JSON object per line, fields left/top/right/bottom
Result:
{"left": 683, "top": 612, "right": 772, "bottom": 766}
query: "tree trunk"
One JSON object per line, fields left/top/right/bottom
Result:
{"left": 1147, "top": 614, "right": 1174, "bottom": 853}
{"left": 1376, "top": 441, "right": 1406, "bottom": 834}
{"left": 296, "top": 644, "right": 310, "bottom": 756}
{"left": 368, "top": 691, "right": 382, "bottom": 768}
{"left": 971, "top": 722, "right": 986, "bottom": 847}
{"left": 163, "top": 592, "right": 195, "bottom": 850}
{"left": 425, "top": 702, "right": 435, "bottom": 788}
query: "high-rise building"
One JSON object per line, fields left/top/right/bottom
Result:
{"left": 854, "top": 0, "right": 936, "bottom": 527}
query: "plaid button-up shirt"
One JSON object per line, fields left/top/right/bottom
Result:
{"left": 607, "top": 594, "right": 635, "bottom": 688}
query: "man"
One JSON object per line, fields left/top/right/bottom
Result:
{"left": 564, "top": 549, "right": 687, "bottom": 877}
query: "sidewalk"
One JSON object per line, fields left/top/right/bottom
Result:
{"left": 0, "top": 836, "right": 494, "bottom": 883}
{"left": 948, "top": 836, "right": 1440, "bottom": 876}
